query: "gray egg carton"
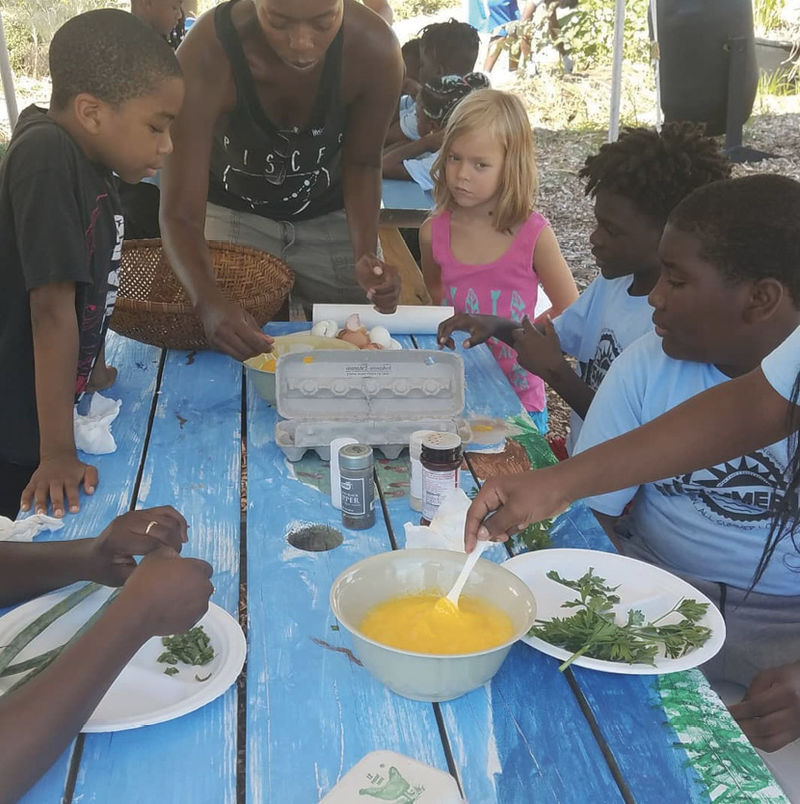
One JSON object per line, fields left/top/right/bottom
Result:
{"left": 275, "top": 350, "right": 472, "bottom": 461}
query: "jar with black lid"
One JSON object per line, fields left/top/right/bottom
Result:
{"left": 420, "top": 432, "right": 463, "bottom": 526}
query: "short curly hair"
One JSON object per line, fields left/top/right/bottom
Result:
{"left": 419, "top": 19, "right": 480, "bottom": 76}
{"left": 580, "top": 122, "right": 731, "bottom": 226}
{"left": 668, "top": 174, "right": 800, "bottom": 307}
{"left": 49, "top": 9, "right": 181, "bottom": 111}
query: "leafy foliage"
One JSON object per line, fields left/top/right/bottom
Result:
{"left": 556, "top": 0, "right": 651, "bottom": 72}
{"left": 0, "top": 0, "right": 117, "bottom": 77}
{"left": 753, "top": 0, "right": 787, "bottom": 36}
{"left": 530, "top": 568, "right": 712, "bottom": 670}
{"left": 392, "top": 0, "right": 456, "bottom": 23}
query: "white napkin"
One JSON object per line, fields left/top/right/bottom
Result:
{"left": 74, "top": 393, "right": 122, "bottom": 455}
{"left": 404, "top": 487, "right": 488, "bottom": 552}
{"left": 0, "top": 514, "right": 64, "bottom": 542}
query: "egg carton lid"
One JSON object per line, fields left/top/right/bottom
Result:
{"left": 276, "top": 350, "right": 465, "bottom": 421}
{"left": 318, "top": 750, "right": 464, "bottom": 803}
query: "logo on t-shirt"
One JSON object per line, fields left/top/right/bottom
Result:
{"left": 654, "top": 450, "right": 787, "bottom": 526}
{"left": 582, "top": 330, "right": 622, "bottom": 390}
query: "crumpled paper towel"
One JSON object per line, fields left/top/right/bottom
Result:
{"left": 74, "top": 393, "right": 122, "bottom": 455}
{"left": 0, "top": 514, "right": 64, "bottom": 542}
{"left": 404, "top": 486, "right": 498, "bottom": 554}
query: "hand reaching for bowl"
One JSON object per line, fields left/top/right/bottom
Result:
{"left": 196, "top": 295, "right": 274, "bottom": 362}
{"left": 355, "top": 254, "right": 400, "bottom": 314}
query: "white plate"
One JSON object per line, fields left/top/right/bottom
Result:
{"left": 0, "top": 585, "right": 246, "bottom": 731}
{"left": 502, "top": 548, "right": 726, "bottom": 675}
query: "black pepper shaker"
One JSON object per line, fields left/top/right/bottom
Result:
{"left": 339, "top": 443, "right": 375, "bottom": 530}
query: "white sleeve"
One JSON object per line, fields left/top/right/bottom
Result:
{"left": 573, "top": 339, "right": 649, "bottom": 515}
{"left": 761, "top": 325, "right": 800, "bottom": 402}
{"left": 552, "top": 279, "right": 598, "bottom": 358}
{"left": 403, "top": 152, "right": 436, "bottom": 192}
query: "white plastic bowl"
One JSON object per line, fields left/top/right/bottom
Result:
{"left": 329, "top": 549, "right": 536, "bottom": 702}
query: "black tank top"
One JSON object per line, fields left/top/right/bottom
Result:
{"left": 207, "top": 1, "right": 346, "bottom": 221}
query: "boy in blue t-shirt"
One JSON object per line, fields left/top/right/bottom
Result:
{"left": 0, "top": 9, "right": 184, "bottom": 520}
{"left": 576, "top": 174, "right": 800, "bottom": 695}
{"left": 438, "top": 123, "right": 730, "bottom": 445}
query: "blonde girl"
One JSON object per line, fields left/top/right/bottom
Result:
{"left": 419, "top": 88, "right": 578, "bottom": 432}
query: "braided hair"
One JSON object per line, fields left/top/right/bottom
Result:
{"left": 418, "top": 72, "right": 490, "bottom": 128}
{"left": 754, "top": 371, "right": 800, "bottom": 589}
{"left": 418, "top": 18, "right": 480, "bottom": 76}
{"left": 580, "top": 122, "right": 731, "bottom": 226}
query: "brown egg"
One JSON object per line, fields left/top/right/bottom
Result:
{"left": 337, "top": 328, "right": 371, "bottom": 348}
{"left": 363, "top": 342, "right": 384, "bottom": 350}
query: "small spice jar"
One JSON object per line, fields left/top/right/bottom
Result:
{"left": 420, "top": 432, "right": 463, "bottom": 526}
{"left": 408, "top": 429, "right": 438, "bottom": 513}
{"left": 339, "top": 443, "right": 375, "bottom": 530}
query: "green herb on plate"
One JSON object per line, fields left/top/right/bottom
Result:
{"left": 158, "top": 626, "right": 214, "bottom": 679}
{"left": 530, "top": 568, "right": 711, "bottom": 671}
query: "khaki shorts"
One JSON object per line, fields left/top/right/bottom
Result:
{"left": 205, "top": 203, "right": 371, "bottom": 309}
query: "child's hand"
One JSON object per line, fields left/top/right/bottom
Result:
{"left": 117, "top": 546, "right": 214, "bottom": 638}
{"left": 84, "top": 506, "right": 189, "bottom": 587}
{"left": 356, "top": 254, "right": 400, "bottom": 314}
{"left": 512, "top": 316, "right": 567, "bottom": 381}
{"left": 20, "top": 453, "right": 98, "bottom": 517}
{"left": 729, "top": 661, "right": 800, "bottom": 752}
{"left": 437, "top": 314, "right": 507, "bottom": 350}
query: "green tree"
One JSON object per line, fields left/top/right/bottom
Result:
{"left": 0, "top": 0, "right": 119, "bottom": 77}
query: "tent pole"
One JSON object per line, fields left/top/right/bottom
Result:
{"left": 608, "top": 0, "right": 626, "bottom": 141}
{"left": 0, "top": 12, "right": 18, "bottom": 132}
{"left": 650, "top": 0, "right": 662, "bottom": 128}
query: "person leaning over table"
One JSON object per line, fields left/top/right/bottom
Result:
{"left": 0, "top": 507, "right": 214, "bottom": 804}
{"left": 465, "top": 319, "right": 800, "bottom": 777}
{"left": 159, "top": 0, "right": 404, "bottom": 362}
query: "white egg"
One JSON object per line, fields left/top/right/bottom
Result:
{"left": 311, "top": 319, "right": 339, "bottom": 338}
{"left": 368, "top": 325, "right": 392, "bottom": 348}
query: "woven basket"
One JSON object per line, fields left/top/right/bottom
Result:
{"left": 109, "top": 239, "right": 294, "bottom": 350}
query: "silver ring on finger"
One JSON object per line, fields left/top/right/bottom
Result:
{"left": 145, "top": 520, "right": 159, "bottom": 535}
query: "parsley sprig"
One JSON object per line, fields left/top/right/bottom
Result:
{"left": 530, "top": 569, "right": 712, "bottom": 671}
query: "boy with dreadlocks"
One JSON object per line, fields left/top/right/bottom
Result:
{"left": 440, "top": 123, "right": 731, "bottom": 447}
{"left": 0, "top": 9, "right": 183, "bottom": 520}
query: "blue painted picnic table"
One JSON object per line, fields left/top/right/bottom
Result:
{"left": 19, "top": 322, "right": 786, "bottom": 804}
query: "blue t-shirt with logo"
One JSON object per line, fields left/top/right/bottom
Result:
{"left": 762, "top": 324, "right": 800, "bottom": 402}
{"left": 575, "top": 331, "right": 795, "bottom": 595}
{"left": 553, "top": 275, "right": 653, "bottom": 453}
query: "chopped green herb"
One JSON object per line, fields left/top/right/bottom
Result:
{"left": 157, "top": 625, "right": 215, "bottom": 677}
{"left": 330, "top": 625, "right": 339, "bottom": 631}
{"left": 195, "top": 672, "right": 212, "bottom": 682}
{"left": 163, "top": 667, "right": 180, "bottom": 676}
{"left": 530, "top": 568, "right": 711, "bottom": 671}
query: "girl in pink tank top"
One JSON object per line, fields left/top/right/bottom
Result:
{"left": 419, "top": 89, "right": 578, "bottom": 430}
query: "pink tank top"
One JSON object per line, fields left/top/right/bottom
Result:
{"left": 432, "top": 209, "right": 548, "bottom": 412}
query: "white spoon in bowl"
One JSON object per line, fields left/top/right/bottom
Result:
{"left": 434, "top": 539, "right": 490, "bottom": 615}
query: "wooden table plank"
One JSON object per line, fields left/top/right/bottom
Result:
{"left": 70, "top": 347, "right": 244, "bottom": 804}
{"left": 19, "top": 332, "right": 162, "bottom": 804}
{"left": 380, "top": 178, "right": 432, "bottom": 228}
{"left": 245, "top": 325, "right": 450, "bottom": 803}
